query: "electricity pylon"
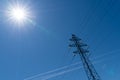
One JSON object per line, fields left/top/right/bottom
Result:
{"left": 69, "top": 34, "right": 101, "bottom": 80}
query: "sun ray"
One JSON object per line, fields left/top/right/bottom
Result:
{"left": 5, "top": 1, "right": 33, "bottom": 26}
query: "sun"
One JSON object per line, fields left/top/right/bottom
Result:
{"left": 6, "top": 2, "right": 32, "bottom": 26}
{"left": 10, "top": 7, "right": 27, "bottom": 21}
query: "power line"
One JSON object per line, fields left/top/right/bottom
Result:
{"left": 24, "top": 48, "right": 120, "bottom": 80}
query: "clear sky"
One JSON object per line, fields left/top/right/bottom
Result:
{"left": 0, "top": 0, "right": 120, "bottom": 80}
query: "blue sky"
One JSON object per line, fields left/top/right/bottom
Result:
{"left": 0, "top": 0, "right": 120, "bottom": 80}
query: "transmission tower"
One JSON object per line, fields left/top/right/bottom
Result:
{"left": 69, "top": 34, "right": 101, "bottom": 80}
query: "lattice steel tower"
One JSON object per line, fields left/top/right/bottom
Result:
{"left": 69, "top": 34, "right": 101, "bottom": 80}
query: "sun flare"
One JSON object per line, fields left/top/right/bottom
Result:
{"left": 6, "top": 2, "right": 32, "bottom": 26}
{"left": 10, "top": 7, "right": 27, "bottom": 21}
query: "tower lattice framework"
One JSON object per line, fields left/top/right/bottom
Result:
{"left": 69, "top": 34, "right": 101, "bottom": 80}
